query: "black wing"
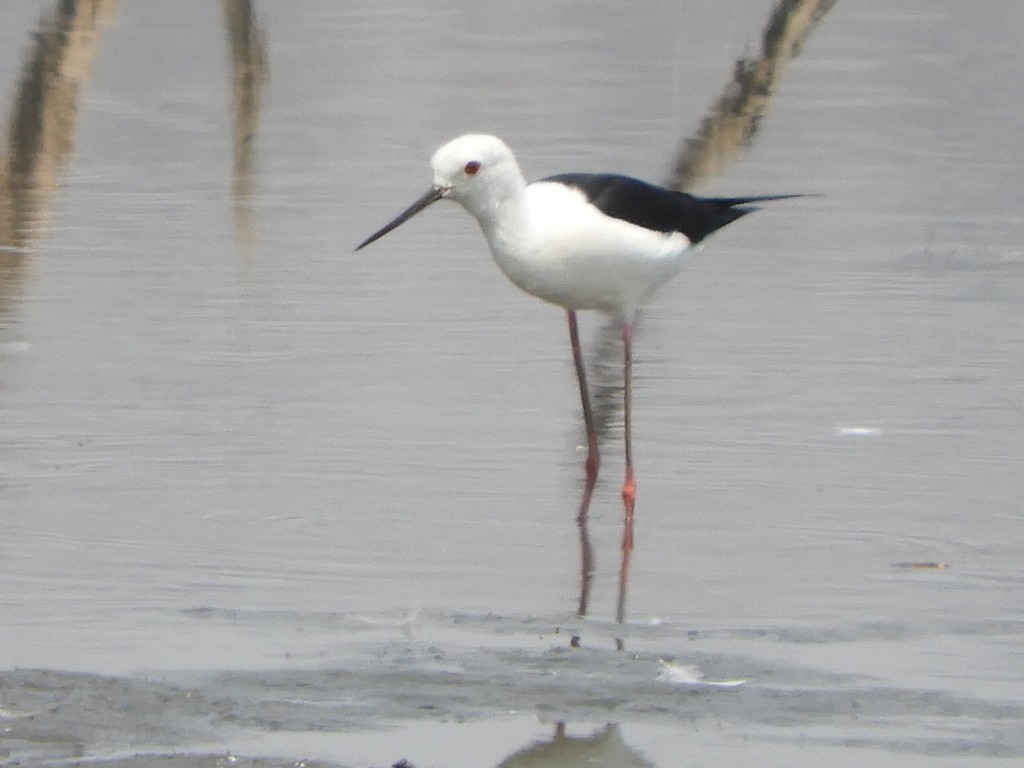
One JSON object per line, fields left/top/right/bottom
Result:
{"left": 543, "top": 173, "right": 800, "bottom": 244}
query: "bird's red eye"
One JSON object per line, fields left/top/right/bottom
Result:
{"left": 464, "top": 161, "right": 481, "bottom": 175}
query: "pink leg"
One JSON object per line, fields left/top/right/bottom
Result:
{"left": 621, "top": 320, "right": 636, "bottom": 535}
{"left": 568, "top": 310, "right": 600, "bottom": 524}
{"left": 616, "top": 320, "right": 636, "bottom": 627}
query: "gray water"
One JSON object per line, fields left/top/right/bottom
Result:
{"left": 1, "top": 1, "right": 1022, "bottom": 766}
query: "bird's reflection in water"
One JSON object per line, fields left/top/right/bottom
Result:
{"left": 499, "top": 722, "right": 655, "bottom": 768}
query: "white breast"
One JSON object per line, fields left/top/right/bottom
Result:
{"left": 481, "top": 181, "right": 693, "bottom": 318}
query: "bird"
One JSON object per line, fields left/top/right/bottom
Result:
{"left": 356, "top": 133, "right": 800, "bottom": 531}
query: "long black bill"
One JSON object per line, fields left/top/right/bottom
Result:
{"left": 355, "top": 185, "right": 446, "bottom": 251}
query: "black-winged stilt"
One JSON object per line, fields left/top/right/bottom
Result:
{"left": 356, "top": 133, "right": 799, "bottom": 531}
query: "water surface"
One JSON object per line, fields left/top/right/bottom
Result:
{"left": 1, "top": 0, "right": 1022, "bottom": 765}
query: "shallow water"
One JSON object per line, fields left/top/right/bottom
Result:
{"left": 1, "top": 0, "right": 1023, "bottom": 766}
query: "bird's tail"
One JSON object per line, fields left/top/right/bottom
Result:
{"left": 689, "top": 193, "right": 809, "bottom": 243}
{"left": 708, "top": 193, "right": 809, "bottom": 207}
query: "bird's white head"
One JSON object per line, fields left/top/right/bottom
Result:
{"left": 355, "top": 133, "right": 525, "bottom": 251}
{"left": 430, "top": 134, "right": 522, "bottom": 207}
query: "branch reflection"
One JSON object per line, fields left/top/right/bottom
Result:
{"left": 0, "top": 1, "right": 267, "bottom": 326}
{"left": 0, "top": 0, "right": 116, "bottom": 320}
{"left": 221, "top": 0, "right": 268, "bottom": 248}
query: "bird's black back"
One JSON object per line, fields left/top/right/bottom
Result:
{"left": 544, "top": 173, "right": 799, "bottom": 244}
